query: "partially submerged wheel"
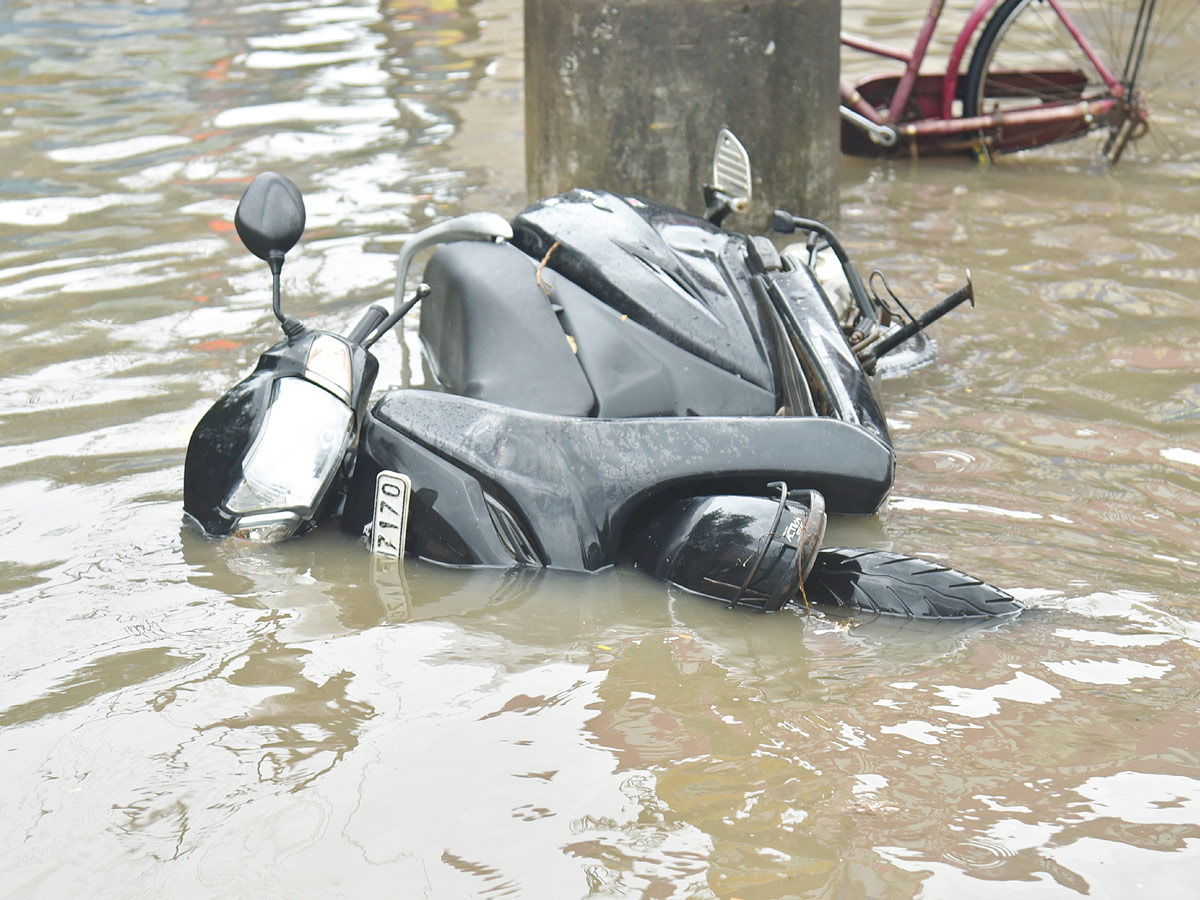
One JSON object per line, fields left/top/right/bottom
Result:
{"left": 965, "top": 0, "right": 1111, "bottom": 152}
{"left": 802, "top": 547, "right": 1023, "bottom": 620}
{"left": 964, "top": 0, "right": 1195, "bottom": 161}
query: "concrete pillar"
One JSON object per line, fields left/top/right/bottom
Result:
{"left": 524, "top": 0, "right": 840, "bottom": 226}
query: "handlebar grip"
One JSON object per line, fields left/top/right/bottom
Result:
{"left": 346, "top": 304, "right": 389, "bottom": 345}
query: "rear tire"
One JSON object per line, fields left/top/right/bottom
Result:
{"left": 803, "top": 548, "right": 1023, "bottom": 620}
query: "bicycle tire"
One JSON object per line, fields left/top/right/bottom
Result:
{"left": 802, "top": 547, "right": 1023, "bottom": 620}
{"left": 964, "top": 0, "right": 1125, "bottom": 153}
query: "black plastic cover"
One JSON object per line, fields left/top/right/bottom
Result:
{"left": 184, "top": 368, "right": 274, "bottom": 536}
{"left": 420, "top": 240, "right": 777, "bottom": 418}
{"left": 356, "top": 390, "right": 894, "bottom": 571}
{"left": 346, "top": 425, "right": 523, "bottom": 567}
{"left": 551, "top": 260, "right": 777, "bottom": 417}
{"left": 625, "top": 494, "right": 812, "bottom": 610}
{"left": 511, "top": 190, "right": 774, "bottom": 391}
{"left": 761, "top": 263, "right": 891, "bottom": 443}
{"left": 420, "top": 241, "right": 596, "bottom": 416}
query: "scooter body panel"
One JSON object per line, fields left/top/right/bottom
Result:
{"left": 348, "top": 390, "right": 894, "bottom": 572}
{"left": 420, "top": 240, "right": 778, "bottom": 419}
{"left": 510, "top": 189, "right": 775, "bottom": 390}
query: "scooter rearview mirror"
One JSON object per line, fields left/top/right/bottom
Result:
{"left": 235, "top": 172, "right": 306, "bottom": 262}
{"left": 234, "top": 172, "right": 307, "bottom": 336}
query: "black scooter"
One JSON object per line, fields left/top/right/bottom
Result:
{"left": 184, "top": 132, "right": 1021, "bottom": 621}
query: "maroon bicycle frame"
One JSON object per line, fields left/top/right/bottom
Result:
{"left": 841, "top": 0, "right": 1128, "bottom": 154}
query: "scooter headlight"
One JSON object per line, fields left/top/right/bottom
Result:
{"left": 224, "top": 376, "right": 354, "bottom": 540}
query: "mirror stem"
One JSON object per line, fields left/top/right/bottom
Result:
{"left": 702, "top": 185, "right": 735, "bottom": 227}
{"left": 268, "top": 251, "right": 304, "bottom": 338}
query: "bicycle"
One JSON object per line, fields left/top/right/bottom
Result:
{"left": 839, "top": 0, "right": 1192, "bottom": 163}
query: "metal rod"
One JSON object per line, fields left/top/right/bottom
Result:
{"left": 870, "top": 278, "right": 974, "bottom": 361}
{"left": 1046, "top": 0, "right": 1125, "bottom": 98}
{"left": 887, "top": 0, "right": 948, "bottom": 123}
{"left": 899, "top": 96, "right": 1118, "bottom": 137}
{"left": 840, "top": 32, "right": 914, "bottom": 63}
{"left": 840, "top": 106, "right": 898, "bottom": 146}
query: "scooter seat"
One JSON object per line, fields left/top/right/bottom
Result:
{"left": 361, "top": 390, "right": 894, "bottom": 571}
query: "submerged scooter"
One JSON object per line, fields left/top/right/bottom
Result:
{"left": 184, "top": 132, "right": 1022, "bottom": 620}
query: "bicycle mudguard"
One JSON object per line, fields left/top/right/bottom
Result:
{"left": 347, "top": 391, "right": 894, "bottom": 571}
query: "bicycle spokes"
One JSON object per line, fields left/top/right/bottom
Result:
{"left": 840, "top": 0, "right": 1197, "bottom": 164}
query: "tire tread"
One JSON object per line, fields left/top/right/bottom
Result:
{"left": 804, "top": 547, "right": 1023, "bottom": 620}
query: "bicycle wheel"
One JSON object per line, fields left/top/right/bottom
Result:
{"left": 964, "top": 0, "right": 1200, "bottom": 161}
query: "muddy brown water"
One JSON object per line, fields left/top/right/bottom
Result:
{"left": 2, "top": 1, "right": 1199, "bottom": 897}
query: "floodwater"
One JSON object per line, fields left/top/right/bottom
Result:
{"left": 2, "top": 0, "right": 1199, "bottom": 896}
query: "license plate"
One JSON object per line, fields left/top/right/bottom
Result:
{"left": 371, "top": 470, "right": 411, "bottom": 558}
